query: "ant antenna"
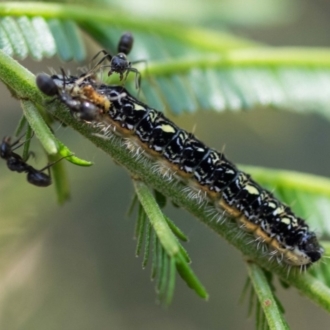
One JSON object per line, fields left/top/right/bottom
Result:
{"left": 60, "top": 67, "right": 67, "bottom": 89}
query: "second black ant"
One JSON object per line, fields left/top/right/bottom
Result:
{"left": 1, "top": 135, "right": 65, "bottom": 187}
{"left": 36, "top": 71, "right": 102, "bottom": 122}
{"left": 93, "top": 32, "right": 145, "bottom": 90}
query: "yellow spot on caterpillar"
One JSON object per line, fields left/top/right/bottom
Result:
{"left": 273, "top": 206, "right": 285, "bottom": 215}
{"left": 150, "top": 112, "right": 157, "bottom": 121}
{"left": 161, "top": 124, "right": 176, "bottom": 133}
{"left": 245, "top": 185, "right": 259, "bottom": 195}
{"left": 268, "top": 202, "right": 276, "bottom": 209}
{"left": 134, "top": 103, "right": 146, "bottom": 111}
{"left": 179, "top": 132, "right": 188, "bottom": 139}
{"left": 281, "top": 217, "right": 291, "bottom": 225}
{"left": 291, "top": 218, "right": 298, "bottom": 226}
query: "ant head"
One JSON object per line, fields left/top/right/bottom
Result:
{"left": 36, "top": 73, "right": 59, "bottom": 97}
{"left": 110, "top": 53, "right": 129, "bottom": 73}
{"left": 0, "top": 136, "right": 11, "bottom": 159}
{"left": 118, "top": 32, "right": 133, "bottom": 55}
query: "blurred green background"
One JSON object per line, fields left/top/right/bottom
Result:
{"left": 1, "top": 0, "right": 330, "bottom": 329}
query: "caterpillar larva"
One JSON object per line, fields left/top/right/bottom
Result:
{"left": 36, "top": 70, "right": 324, "bottom": 267}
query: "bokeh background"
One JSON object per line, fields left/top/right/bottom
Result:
{"left": 0, "top": 0, "right": 330, "bottom": 329}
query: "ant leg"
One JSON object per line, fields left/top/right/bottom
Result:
{"left": 60, "top": 68, "right": 68, "bottom": 90}
{"left": 131, "top": 59, "right": 148, "bottom": 66}
{"left": 11, "top": 131, "right": 35, "bottom": 152}
{"left": 38, "top": 155, "right": 70, "bottom": 173}
{"left": 91, "top": 49, "right": 110, "bottom": 62}
{"left": 8, "top": 132, "right": 27, "bottom": 148}
{"left": 131, "top": 59, "right": 148, "bottom": 75}
{"left": 136, "top": 72, "right": 141, "bottom": 91}
{"left": 91, "top": 50, "right": 113, "bottom": 70}
{"left": 25, "top": 151, "right": 36, "bottom": 162}
{"left": 131, "top": 59, "right": 147, "bottom": 86}
{"left": 127, "top": 67, "right": 142, "bottom": 90}
{"left": 123, "top": 70, "right": 130, "bottom": 85}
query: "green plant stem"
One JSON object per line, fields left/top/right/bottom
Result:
{"left": 247, "top": 263, "right": 289, "bottom": 330}
{"left": 134, "top": 180, "right": 180, "bottom": 257}
{"left": 144, "top": 48, "right": 330, "bottom": 76}
{"left": 21, "top": 100, "right": 58, "bottom": 154}
{"left": 1, "top": 3, "right": 330, "bottom": 74}
{"left": 0, "top": 49, "right": 41, "bottom": 102}
{"left": 1, "top": 49, "right": 330, "bottom": 313}
{"left": 0, "top": 2, "right": 255, "bottom": 51}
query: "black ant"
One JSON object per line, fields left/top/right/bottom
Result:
{"left": 37, "top": 71, "right": 127, "bottom": 122}
{"left": 93, "top": 32, "right": 145, "bottom": 90}
{"left": 36, "top": 71, "right": 102, "bottom": 122}
{"left": 1, "top": 135, "right": 65, "bottom": 187}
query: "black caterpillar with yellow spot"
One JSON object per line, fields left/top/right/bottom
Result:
{"left": 36, "top": 71, "right": 324, "bottom": 267}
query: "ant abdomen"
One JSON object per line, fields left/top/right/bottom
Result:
{"left": 36, "top": 73, "right": 59, "bottom": 97}
{"left": 27, "top": 170, "right": 52, "bottom": 187}
{"left": 118, "top": 32, "right": 134, "bottom": 55}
